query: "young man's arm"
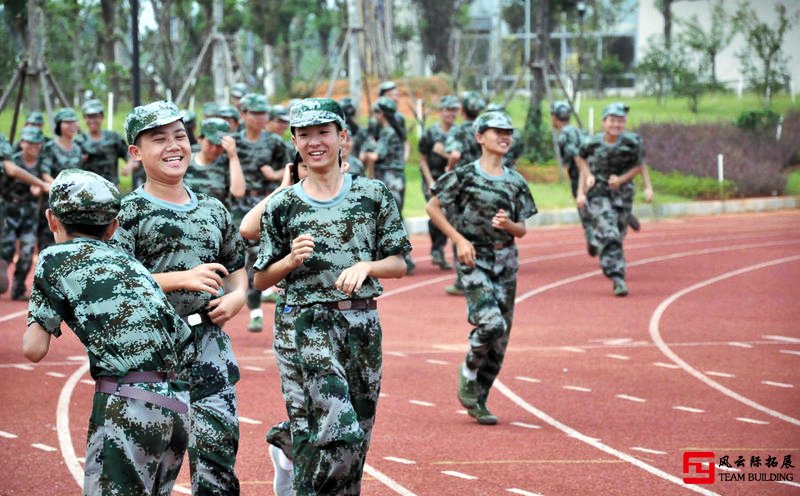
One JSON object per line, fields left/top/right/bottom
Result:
{"left": 491, "top": 209, "right": 527, "bottom": 238}
{"left": 335, "top": 254, "right": 406, "bottom": 296}
{"left": 419, "top": 154, "right": 435, "bottom": 189}
{"left": 240, "top": 166, "right": 294, "bottom": 240}
{"left": 4, "top": 160, "right": 51, "bottom": 192}
{"left": 426, "top": 195, "right": 476, "bottom": 267}
{"left": 608, "top": 164, "right": 643, "bottom": 190}
{"left": 641, "top": 164, "right": 654, "bottom": 202}
{"left": 253, "top": 234, "right": 315, "bottom": 290}
{"left": 205, "top": 267, "right": 247, "bottom": 326}
{"left": 22, "top": 323, "right": 51, "bottom": 362}
{"left": 222, "top": 136, "right": 245, "bottom": 198}
{"left": 152, "top": 263, "right": 229, "bottom": 296}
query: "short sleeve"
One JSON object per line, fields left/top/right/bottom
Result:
{"left": 217, "top": 205, "right": 246, "bottom": 273}
{"left": 430, "top": 168, "right": 460, "bottom": 206}
{"left": 375, "top": 181, "right": 412, "bottom": 259}
{"left": 418, "top": 128, "right": 434, "bottom": 155}
{"left": 253, "top": 196, "right": 291, "bottom": 271}
{"left": 26, "top": 258, "right": 67, "bottom": 337}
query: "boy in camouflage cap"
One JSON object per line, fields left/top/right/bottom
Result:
{"left": 576, "top": 102, "right": 653, "bottom": 296}
{"left": 75, "top": 99, "right": 135, "bottom": 186}
{"left": 254, "top": 97, "right": 411, "bottom": 495}
{"left": 110, "top": 100, "right": 247, "bottom": 494}
{"left": 184, "top": 117, "right": 245, "bottom": 208}
{"left": 427, "top": 110, "right": 537, "bottom": 425}
{"left": 22, "top": 168, "right": 193, "bottom": 495}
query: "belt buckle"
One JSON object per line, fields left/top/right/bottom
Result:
{"left": 187, "top": 313, "right": 202, "bottom": 326}
{"left": 338, "top": 300, "right": 353, "bottom": 310}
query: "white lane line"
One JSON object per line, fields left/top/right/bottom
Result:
{"left": 606, "top": 354, "right": 630, "bottom": 360}
{"left": 736, "top": 417, "right": 769, "bottom": 425}
{"left": 563, "top": 385, "right": 591, "bottom": 392}
{"left": 653, "top": 362, "right": 680, "bottom": 369}
{"left": 242, "top": 366, "right": 265, "bottom": 372}
{"left": 80, "top": 380, "right": 94, "bottom": 386}
{"left": 32, "top": 443, "right": 57, "bottom": 452}
{"left": 173, "top": 484, "right": 192, "bottom": 494}
{"left": 363, "top": 463, "right": 417, "bottom": 496}
{"left": 425, "top": 359, "right": 449, "bottom": 365}
{"left": 727, "top": 342, "right": 753, "bottom": 348}
{"left": 57, "top": 360, "right": 90, "bottom": 490}
{"left": 506, "top": 489, "right": 544, "bottom": 496}
{"left": 630, "top": 447, "right": 667, "bottom": 455}
{"left": 649, "top": 255, "right": 800, "bottom": 427}
{"left": 762, "top": 381, "right": 793, "bottom": 388}
{"left": 763, "top": 335, "right": 800, "bottom": 344}
{"left": 0, "top": 431, "right": 18, "bottom": 439}
{"left": 561, "top": 347, "right": 585, "bottom": 353}
{"left": 409, "top": 400, "right": 435, "bottom": 407}
{"left": 442, "top": 470, "right": 478, "bottom": 480}
{"left": 46, "top": 372, "right": 66, "bottom": 378}
{"left": 0, "top": 309, "right": 27, "bottom": 323}
{"left": 705, "top": 371, "right": 735, "bottom": 378}
{"left": 456, "top": 409, "right": 468, "bottom": 415}
{"left": 238, "top": 417, "right": 262, "bottom": 425}
{"left": 385, "top": 351, "right": 407, "bottom": 357}
{"left": 495, "top": 380, "right": 720, "bottom": 496}
{"left": 384, "top": 456, "right": 416, "bottom": 465}
{"left": 515, "top": 376, "right": 541, "bottom": 383}
{"left": 66, "top": 356, "right": 86, "bottom": 361}
{"left": 779, "top": 350, "right": 800, "bottom": 356}
{"left": 510, "top": 422, "right": 541, "bottom": 429}
{"left": 616, "top": 394, "right": 646, "bottom": 403}
{"left": 673, "top": 406, "right": 705, "bottom": 413}
{"left": 777, "top": 480, "right": 800, "bottom": 488}
{"left": 14, "top": 364, "right": 34, "bottom": 371}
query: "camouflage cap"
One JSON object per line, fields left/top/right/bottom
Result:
{"left": 439, "top": 95, "right": 460, "bottom": 109}
{"left": 81, "top": 99, "right": 104, "bottom": 115}
{"left": 241, "top": 93, "right": 270, "bottom": 113}
{"left": 460, "top": 91, "right": 487, "bottom": 114}
{"left": 217, "top": 104, "right": 240, "bottom": 120}
{"left": 339, "top": 97, "right": 356, "bottom": 116}
{"left": 26, "top": 111, "right": 45, "bottom": 125}
{"left": 372, "top": 96, "right": 397, "bottom": 114}
{"left": 201, "top": 102, "right": 220, "bottom": 118}
{"left": 270, "top": 105, "right": 290, "bottom": 122}
{"left": 550, "top": 100, "right": 572, "bottom": 120}
{"left": 20, "top": 125, "right": 45, "bottom": 143}
{"left": 181, "top": 109, "right": 196, "bottom": 124}
{"left": 124, "top": 100, "right": 183, "bottom": 144}
{"left": 486, "top": 103, "right": 506, "bottom": 112}
{"left": 289, "top": 98, "right": 345, "bottom": 129}
{"left": 54, "top": 108, "right": 79, "bottom": 135}
{"left": 200, "top": 118, "right": 231, "bottom": 145}
{"left": 49, "top": 168, "right": 121, "bottom": 225}
{"left": 231, "top": 82, "right": 248, "bottom": 99}
{"left": 473, "top": 110, "right": 514, "bottom": 134}
{"left": 378, "top": 80, "right": 397, "bottom": 95}
{"left": 602, "top": 102, "right": 629, "bottom": 119}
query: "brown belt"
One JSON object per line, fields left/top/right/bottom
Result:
{"left": 95, "top": 371, "right": 188, "bottom": 414}
{"left": 321, "top": 298, "right": 377, "bottom": 311}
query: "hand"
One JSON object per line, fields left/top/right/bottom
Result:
{"left": 432, "top": 142, "right": 445, "bottom": 157}
{"left": 205, "top": 289, "right": 246, "bottom": 326}
{"left": 335, "top": 261, "right": 370, "bottom": 296}
{"left": 122, "top": 160, "right": 139, "bottom": 176}
{"left": 585, "top": 173, "right": 596, "bottom": 190}
{"left": 341, "top": 161, "right": 351, "bottom": 173}
{"left": 608, "top": 174, "right": 620, "bottom": 189}
{"left": 455, "top": 237, "right": 476, "bottom": 268}
{"left": 186, "top": 263, "right": 229, "bottom": 296}
{"left": 30, "top": 185, "right": 42, "bottom": 197}
{"left": 288, "top": 234, "right": 315, "bottom": 268}
{"left": 644, "top": 186, "right": 654, "bottom": 203}
{"left": 220, "top": 135, "right": 237, "bottom": 158}
{"left": 576, "top": 193, "right": 587, "bottom": 209}
{"left": 491, "top": 209, "right": 511, "bottom": 231}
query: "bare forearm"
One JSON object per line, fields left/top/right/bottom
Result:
{"left": 365, "top": 254, "right": 406, "bottom": 279}
{"left": 254, "top": 255, "right": 296, "bottom": 291}
{"left": 228, "top": 156, "right": 245, "bottom": 198}
{"left": 426, "top": 197, "right": 465, "bottom": 245}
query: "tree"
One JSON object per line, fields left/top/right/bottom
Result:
{"left": 411, "top": 0, "right": 469, "bottom": 74}
{"left": 678, "top": 0, "right": 732, "bottom": 88}
{"left": 522, "top": 0, "right": 551, "bottom": 163}
{"left": 733, "top": 2, "right": 796, "bottom": 104}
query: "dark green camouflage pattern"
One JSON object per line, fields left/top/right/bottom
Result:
{"left": 418, "top": 123, "right": 449, "bottom": 179}
{"left": 199, "top": 118, "right": 230, "bottom": 145}
{"left": 124, "top": 100, "right": 183, "bottom": 145}
{"left": 472, "top": 110, "right": 513, "bottom": 134}
{"left": 289, "top": 98, "right": 345, "bottom": 129}
{"left": 444, "top": 120, "right": 481, "bottom": 169}
{"left": 579, "top": 132, "right": 643, "bottom": 198}
{"left": 555, "top": 124, "right": 593, "bottom": 245}
{"left": 373, "top": 124, "right": 404, "bottom": 172}
{"left": 40, "top": 140, "right": 83, "bottom": 179}
{"left": 48, "top": 168, "right": 120, "bottom": 225}
{"left": 184, "top": 153, "right": 234, "bottom": 207}
{"left": 551, "top": 101, "right": 572, "bottom": 121}
{"left": 234, "top": 128, "right": 290, "bottom": 201}
{"left": 20, "top": 126, "right": 45, "bottom": 143}
{"left": 75, "top": 130, "right": 129, "bottom": 184}
{"left": 81, "top": 99, "right": 104, "bottom": 115}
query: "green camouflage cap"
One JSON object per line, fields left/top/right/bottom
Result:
{"left": 20, "top": 125, "right": 45, "bottom": 143}
{"left": 338, "top": 97, "right": 357, "bottom": 116}
{"left": 241, "top": 93, "right": 270, "bottom": 113}
{"left": 124, "top": 100, "right": 183, "bottom": 144}
{"left": 460, "top": 91, "right": 486, "bottom": 114}
{"left": 439, "top": 95, "right": 460, "bottom": 109}
{"left": 49, "top": 168, "right": 121, "bottom": 225}
{"left": 26, "top": 111, "right": 45, "bottom": 125}
{"left": 217, "top": 104, "right": 240, "bottom": 120}
{"left": 372, "top": 96, "right": 397, "bottom": 114}
{"left": 54, "top": 107, "right": 79, "bottom": 135}
{"left": 473, "top": 110, "right": 514, "bottom": 134}
{"left": 486, "top": 103, "right": 506, "bottom": 112}
{"left": 378, "top": 80, "right": 397, "bottom": 95}
{"left": 200, "top": 117, "right": 231, "bottom": 145}
{"left": 289, "top": 98, "right": 345, "bottom": 129}
{"left": 81, "top": 99, "right": 104, "bottom": 115}
{"left": 602, "top": 102, "right": 629, "bottom": 119}
{"left": 270, "top": 105, "right": 290, "bottom": 122}
{"left": 181, "top": 109, "right": 196, "bottom": 124}
{"left": 231, "top": 82, "right": 248, "bottom": 99}
{"left": 201, "top": 102, "right": 220, "bottom": 118}
{"left": 551, "top": 100, "right": 572, "bottom": 120}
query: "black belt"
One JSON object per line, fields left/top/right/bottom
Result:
{"left": 475, "top": 239, "right": 515, "bottom": 250}
{"left": 95, "top": 371, "right": 188, "bottom": 414}
{"left": 321, "top": 298, "right": 377, "bottom": 311}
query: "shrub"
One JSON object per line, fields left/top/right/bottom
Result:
{"left": 735, "top": 109, "right": 781, "bottom": 132}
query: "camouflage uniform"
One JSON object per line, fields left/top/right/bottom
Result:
{"left": 0, "top": 134, "right": 11, "bottom": 236}
{"left": 555, "top": 122, "right": 594, "bottom": 248}
{"left": 185, "top": 118, "right": 235, "bottom": 209}
{"left": 255, "top": 111, "right": 411, "bottom": 495}
{"left": 38, "top": 138, "right": 84, "bottom": 251}
{"left": 75, "top": 130, "right": 129, "bottom": 185}
{"left": 432, "top": 158, "right": 536, "bottom": 407}
{"left": 579, "top": 130, "right": 643, "bottom": 283}
{"left": 28, "top": 169, "right": 193, "bottom": 495}
{"left": 418, "top": 121, "right": 450, "bottom": 255}
{"left": 504, "top": 128, "right": 524, "bottom": 169}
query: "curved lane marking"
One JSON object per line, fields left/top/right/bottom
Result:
{"left": 57, "top": 360, "right": 89, "bottom": 490}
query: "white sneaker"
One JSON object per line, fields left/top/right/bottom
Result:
{"left": 269, "top": 444, "right": 295, "bottom": 495}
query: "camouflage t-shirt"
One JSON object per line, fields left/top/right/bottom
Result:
{"left": 0, "top": 133, "right": 12, "bottom": 161}
{"left": 184, "top": 152, "right": 232, "bottom": 207}
{"left": 235, "top": 129, "right": 291, "bottom": 196}
{"left": 579, "top": 131, "right": 644, "bottom": 198}
{"left": 432, "top": 160, "right": 537, "bottom": 247}
{"left": 75, "top": 130, "right": 129, "bottom": 185}
{"left": 40, "top": 140, "right": 83, "bottom": 179}
{"left": 418, "top": 123, "right": 449, "bottom": 179}
{"left": 27, "top": 238, "right": 193, "bottom": 380}
{"left": 503, "top": 128, "right": 524, "bottom": 169}
{"left": 1, "top": 152, "right": 42, "bottom": 203}
{"left": 445, "top": 120, "right": 481, "bottom": 169}
{"left": 255, "top": 174, "right": 412, "bottom": 306}
{"left": 373, "top": 125, "right": 404, "bottom": 172}
{"left": 110, "top": 187, "right": 246, "bottom": 316}
{"left": 557, "top": 124, "right": 585, "bottom": 180}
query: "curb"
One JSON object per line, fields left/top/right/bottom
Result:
{"left": 404, "top": 196, "right": 800, "bottom": 234}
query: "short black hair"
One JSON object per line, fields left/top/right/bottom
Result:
{"left": 62, "top": 222, "right": 114, "bottom": 238}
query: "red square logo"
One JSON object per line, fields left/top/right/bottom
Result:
{"left": 683, "top": 451, "right": 716, "bottom": 484}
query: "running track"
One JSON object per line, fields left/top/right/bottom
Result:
{"left": 0, "top": 210, "right": 798, "bottom": 495}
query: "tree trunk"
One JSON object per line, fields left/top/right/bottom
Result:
{"left": 523, "top": 0, "right": 550, "bottom": 161}
{"left": 100, "top": 0, "right": 120, "bottom": 99}
{"left": 26, "top": 0, "right": 43, "bottom": 111}
{"left": 663, "top": 0, "right": 673, "bottom": 50}
{"left": 262, "top": 44, "right": 277, "bottom": 97}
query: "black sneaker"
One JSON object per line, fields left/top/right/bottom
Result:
{"left": 628, "top": 214, "right": 641, "bottom": 232}
{"left": 587, "top": 244, "right": 598, "bottom": 257}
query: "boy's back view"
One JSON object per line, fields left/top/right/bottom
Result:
{"left": 22, "top": 168, "right": 193, "bottom": 495}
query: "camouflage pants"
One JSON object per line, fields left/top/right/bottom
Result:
{"left": 0, "top": 202, "right": 38, "bottom": 297}
{"left": 586, "top": 191, "right": 631, "bottom": 281}
{"left": 84, "top": 384, "right": 190, "bottom": 496}
{"left": 188, "top": 324, "right": 241, "bottom": 495}
{"left": 422, "top": 180, "right": 447, "bottom": 254}
{"left": 233, "top": 196, "right": 266, "bottom": 311}
{"left": 282, "top": 303, "right": 383, "bottom": 496}
{"left": 569, "top": 177, "right": 596, "bottom": 249}
{"left": 375, "top": 169, "right": 405, "bottom": 216}
{"left": 461, "top": 246, "right": 518, "bottom": 403}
